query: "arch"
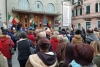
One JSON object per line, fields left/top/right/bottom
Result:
{"left": 46, "top": 3, "right": 55, "bottom": 13}
{"left": 33, "top": 1, "right": 43, "bottom": 11}
{"left": 18, "top": 0, "right": 30, "bottom": 10}
{"left": 78, "top": 23, "right": 81, "bottom": 30}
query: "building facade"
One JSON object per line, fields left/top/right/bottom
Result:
{"left": 72, "top": 0, "right": 100, "bottom": 30}
{"left": 7, "top": 0, "right": 64, "bottom": 30}
{"left": 0, "top": 0, "right": 6, "bottom": 27}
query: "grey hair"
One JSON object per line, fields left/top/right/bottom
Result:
{"left": 63, "top": 37, "right": 69, "bottom": 44}
{"left": 38, "top": 31, "right": 46, "bottom": 38}
{"left": 54, "top": 31, "right": 59, "bottom": 35}
{"left": 57, "top": 35, "right": 63, "bottom": 42}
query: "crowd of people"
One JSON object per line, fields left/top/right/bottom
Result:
{"left": 0, "top": 25, "right": 100, "bottom": 67}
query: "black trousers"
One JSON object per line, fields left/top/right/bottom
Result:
{"left": 19, "top": 59, "right": 27, "bottom": 67}
{"left": 7, "top": 58, "right": 12, "bottom": 67}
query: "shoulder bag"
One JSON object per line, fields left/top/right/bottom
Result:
{"left": 10, "top": 39, "right": 15, "bottom": 55}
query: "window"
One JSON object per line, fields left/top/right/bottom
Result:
{"left": 72, "top": 0, "right": 74, "bottom": 5}
{"left": 72, "top": 10, "right": 74, "bottom": 17}
{"left": 98, "top": 21, "right": 100, "bottom": 28}
{"left": 86, "top": 22, "right": 91, "bottom": 30}
{"left": 78, "top": 23, "right": 81, "bottom": 30}
{"left": 18, "top": 0, "right": 30, "bottom": 10}
{"left": 76, "top": 9, "right": 77, "bottom": 16}
{"left": 76, "top": 7, "right": 82, "bottom": 16}
{"left": 46, "top": 3, "right": 55, "bottom": 13}
{"left": 86, "top": 5, "right": 90, "bottom": 14}
{"left": 34, "top": 1, "right": 43, "bottom": 11}
{"left": 95, "top": 3, "right": 100, "bottom": 12}
{"left": 80, "top": 8, "right": 82, "bottom": 15}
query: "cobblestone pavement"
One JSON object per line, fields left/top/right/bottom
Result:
{"left": 12, "top": 51, "right": 20, "bottom": 67}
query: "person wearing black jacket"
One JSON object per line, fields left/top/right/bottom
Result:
{"left": 17, "top": 32, "right": 35, "bottom": 67}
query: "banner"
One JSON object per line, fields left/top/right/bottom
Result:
{"left": 63, "top": 1, "right": 71, "bottom": 26}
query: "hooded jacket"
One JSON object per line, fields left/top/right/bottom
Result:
{"left": 71, "top": 35, "right": 83, "bottom": 45}
{"left": 0, "top": 35, "right": 14, "bottom": 58}
{"left": 85, "top": 33, "right": 99, "bottom": 44}
{"left": 25, "top": 52, "right": 58, "bottom": 67}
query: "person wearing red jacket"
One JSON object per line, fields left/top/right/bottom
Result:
{"left": 27, "top": 30, "right": 36, "bottom": 46}
{"left": 50, "top": 35, "right": 58, "bottom": 52}
{"left": 0, "top": 30, "right": 14, "bottom": 67}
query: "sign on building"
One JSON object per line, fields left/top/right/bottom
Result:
{"left": 63, "top": 1, "right": 71, "bottom": 26}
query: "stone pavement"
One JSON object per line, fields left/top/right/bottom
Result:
{"left": 12, "top": 51, "right": 20, "bottom": 67}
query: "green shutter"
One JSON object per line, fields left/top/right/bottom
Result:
{"left": 95, "top": 3, "right": 98, "bottom": 12}
{"left": 76, "top": 9, "right": 77, "bottom": 16}
{"left": 72, "top": 10, "right": 74, "bottom": 17}
{"left": 72, "top": 0, "right": 74, "bottom": 5}
{"left": 80, "top": 8, "right": 82, "bottom": 15}
{"left": 86, "top": 5, "right": 90, "bottom": 14}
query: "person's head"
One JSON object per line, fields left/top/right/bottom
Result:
{"left": 1, "top": 27, "right": 4, "bottom": 30}
{"left": 38, "top": 31, "right": 46, "bottom": 39}
{"left": 63, "top": 37, "right": 69, "bottom": 44}
{"left": 28, "top": 30, "right": 33, "bottom": 34}
{"left": 74, "top": 43, "right": 94, "bottom": 66}
{"left": 45, "top": 28, "right": 51, "bottom": 35}
{"left": 90, "top": 41, "right": 100, "bottom": 56}
{"left": 57, "top": 35, "right": 63, "bottom": 42}
{"left": 2, "top": 30, "right": 8, "bottom": 35}
{"left": 20, "top": 32, "right": 27, "bottom": 39}
{"left": 38, "top": 38, "right": 51, "bottom": 52}
{"left": 75, "top": 29, "right": 81, "bottom": 35}
{"left": 60, "top": 31, "right": 66, "bottom": 36}
{"left": 87, "top": 28, "right": 93, "bottom": 34}
{"left": 53, "top": 31, "right": 59, "bottom": 35}
{"left": 64, "top": 43, "right": 94, "bottom": 67}
{"left": 94, "top": 27, "right": 98, "bottom": 32}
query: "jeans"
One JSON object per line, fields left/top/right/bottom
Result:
{"left": 19, "top": 59, "right": 27, "bottom": 67}
{"left": 7, "top": 58, "right": 12, "bottom": 67}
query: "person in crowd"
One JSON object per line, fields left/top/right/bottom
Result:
{"left": 17, "top": 32, "right": 34, "bottom": 67}
{"left": 63, "top": 43, "right": 96, "bottom": 67}
{"left": 0, "top": 51, "right": 8, "bottom": 67}
{"left": 50, "top": 34, "right": 58, "bottom": 52}
{"left": 7, "top": 29, "right": 14, "bottom": 40}
{"left": 70, "top": 28, "right": 75, "bottom": 42}
{"left": 27, "top": 29, "right": 36, "bottom": 45}
{"left": 1, "top": 27, "right": 4, "bottom": 32}
{"left": 82, "top": 27, "right": 86, "bottom": 36}
{"left": 94, "top": 28, "right": 99, "bottom": 38}
{"left": 71, "top": 29, "right": 83, "bottom": 45}
{"left": 25, "top": 38, "right": 58, "bottom": 67}
{"left": 0, "top": 30, "right": 14, "bottom": 67}
{"left": 66, "top": 31, "right": 71, "bottom": 42}
{"left": 86, "top": 28, "right": 99, "bottom": 44}
{"left": 56, "top": 35, "right": 66, "bottom": 62}
{"left": 90, "top": 41, "right": 100, "bottom": 67}
{"left": 35, "top": 31, "right": 52, "bottom": 53}
{"left": 45, "top": 28, "right": 51, "bottom": 40}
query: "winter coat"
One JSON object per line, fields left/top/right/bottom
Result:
{"left": 93, "top": 55, "right": 100, "bottom": 67}
{"left": 25, "top": 52, "right": 58, "bottom": 67}
{"left": 71, "top": 35, "right": 83, "bottom": 45}
{"left": 56, "top": 41, "right": 66, "bottom": 62}
{"left": 94, "top": 31, "right": 99, "bottom": 38}
{"left": 17, "top": 39, "right": 33, "bottom": 61}
{"left": 50, "top": 38, "right": 58, "bottom": 52}
{"left": 27, "top": 34, "right": 36, "bottom": 45}
{"left": 0, "top": 52, "right": 8, "bottom": 67}
{"left": 85, "top": 33, "right": 99, "bottom": 44}
{"left": 0, "top": 35, "right": 14, "bottom": 59}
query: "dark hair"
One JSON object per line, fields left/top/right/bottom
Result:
{"left": 63, "top": 43, "right": 94, "bottom": 67}
{"left": 74, "top": 43, "right": 94, "bottom": 66}
{"left": 63, "top": 43, "right": 75, "bottom": 67}
{"left": 38, "top": 38, "right": 50, "bottom": 51}
{"left": 75, "top": 29, "right": 81, "bottom": 34}
{"left": 87, "top": 28, "right": 93, "bottom": 33}
{"left": 20, "top": 32, "right": 27, "bottom": 38}
{"left": 94, "top": 28, "right": 98, "bottom": 32}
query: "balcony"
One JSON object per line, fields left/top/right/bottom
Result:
{"left": 74, "top": 1, "right": 83, "bottom": 8}
{"left": 72, "top": 12, "right": 100, "bottom": 20}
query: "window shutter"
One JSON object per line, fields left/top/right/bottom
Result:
{"left": 72, "top": 0, "right": 74, "bottom": 5}
{"left": 80, "top": 8, "right": 82, "bottom": 15}
{"left": 86, "top": 5, "right": 90, "bottom": 14}
{"left": 76, "top": 9, "right": 77, "bottom": 16}
{"left": 72, "top": 10, "right": 74, "bottom": 17}
{"left": 95, "top": 3, "right": 98, "bottom": 12}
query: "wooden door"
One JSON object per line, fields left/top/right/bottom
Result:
{"left": 19, "top": 14, "right": 29, "bottom": 28}
{"left": 34, "top": 14, "right": 43, "bottom": 29}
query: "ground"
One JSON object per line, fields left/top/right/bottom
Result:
{"left": 12, "top": 51, "right": 20, "bottom": 67}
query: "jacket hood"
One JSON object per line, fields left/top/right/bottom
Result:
{"left": 37, "top": 52, "right": 56, "bottom": 66}
{"left": 0, "top": 35, "right": 11, "bottom": 42}
{"left": 74, "top": 35, "right": 82, "bottom": 39}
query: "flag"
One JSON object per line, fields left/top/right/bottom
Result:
{"left": 48, "top": 21, "right": 51, "bottom": 27}
{"left": 8, "top": 14, "right": 18, "bottom": 25}
{"left": 30, "top": 19, "right": 34, "bottom": 27}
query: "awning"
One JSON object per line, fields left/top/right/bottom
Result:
{"left": 12, "top": 9, "right": 62, "bottom": 16}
